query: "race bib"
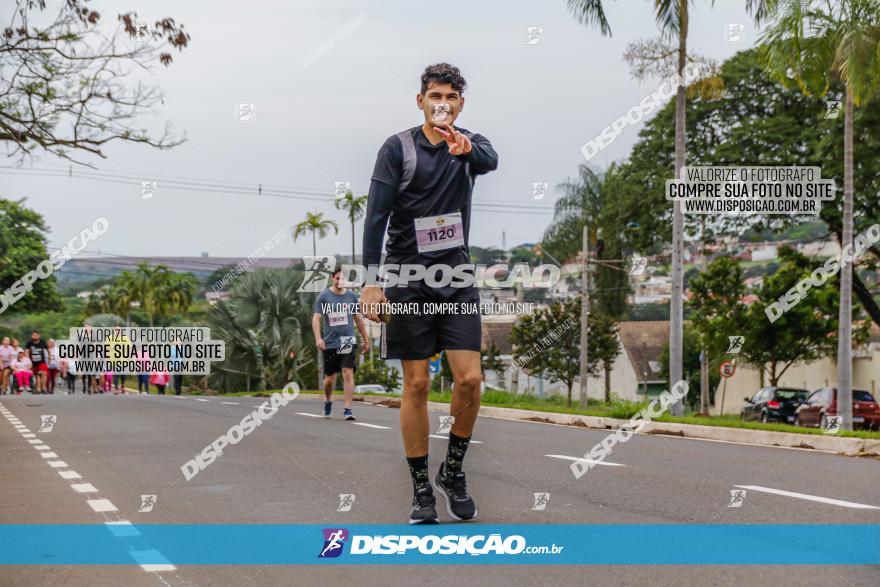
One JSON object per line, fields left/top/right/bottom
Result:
{"left": 414, "top": 212, "right": 464, "bottom": 253}
{"left": 338, "top": 336, "right": 356, "bottom": 355}
{"left": 328, "top": 312, "right": 348, "bottom": 327}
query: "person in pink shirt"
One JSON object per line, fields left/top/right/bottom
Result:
{"left": 12, "top": 351, "right": 33, "bottom": 393}
{"left": 150, "top": 369, "right": 170, "bottom": 395}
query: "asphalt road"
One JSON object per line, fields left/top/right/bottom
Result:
{"left": 1, "top": 391, "right": 878, "bottom": 586}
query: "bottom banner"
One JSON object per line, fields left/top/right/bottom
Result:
{"left": 0, "top": 524, "right": 876, "bottom": 565}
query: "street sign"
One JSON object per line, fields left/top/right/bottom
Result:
{"left": 429, "top": 353, "right": 442, "bottom": 374}
{"left": 720, "top": 360, "right": 736, "bottom": 378}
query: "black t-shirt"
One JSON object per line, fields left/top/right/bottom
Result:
{"left": 26, "top": 339, "right": 49, "bottom": 365}
{"left": 363, "top": 125, "right": 498, "bottom": 266}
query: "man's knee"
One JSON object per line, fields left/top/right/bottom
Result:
{"left": 456, "top": 371, "right": 482, "bottom": 394}
{"left": 405, "top": 376, "right": 429, "bottom": 398}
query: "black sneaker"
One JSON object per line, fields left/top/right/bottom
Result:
{"left": 409, "top": 482, "right": 439, "bottom": 525}
{"left": 434, "top": 462, "right": 477, "bottom": 521}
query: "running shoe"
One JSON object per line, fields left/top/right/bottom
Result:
{"left": 343, "top": 407, "right": 355, "bottom": 421}
{"left": 409, "top": 482, "right": 439, "bottom": 525}
{"left": 323, "top": 401, "right": 332, "bottom": 418}
{"left": 434, "top": 462, "right": 477, "bottom": 521}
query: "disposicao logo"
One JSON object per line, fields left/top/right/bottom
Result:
{"left": 318, "top": 528, "right": 349, "bottom": 558}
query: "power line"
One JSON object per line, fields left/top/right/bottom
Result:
{"left": 1, "top": 166, "right": 556, "bottom": 214}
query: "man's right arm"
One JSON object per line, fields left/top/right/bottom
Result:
{"left": 312, "top": 313, "right": 325, "bottom": 351}
{"left": 361, "top": 136, "right": 401, "bottom": 319}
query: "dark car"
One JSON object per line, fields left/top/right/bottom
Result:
{"left": 741, "top": 387, "right": 810, "bottom": 424}
{"left": 794, "top": 388, "right": 880, "bottom": 430}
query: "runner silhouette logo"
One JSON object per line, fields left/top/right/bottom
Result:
{"left": 318, "top": 528, "right": 349, "bottom": 558}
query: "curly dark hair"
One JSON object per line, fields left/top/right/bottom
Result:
{"left": 420, "top": 63, "right": 467, "bottom": 95}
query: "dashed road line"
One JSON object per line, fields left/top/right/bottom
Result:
{"left": 71, "top": 483, "right": 98, "bottom": 493}
{"left": 545, "top": 454, "right": 627, "bottom": 467}
{"left": 734, "top": 485, "right": 880, "bottom": 510}
{"left": 87, "top": 498, "right": 118, "bottom": 513}
{"left": 220, "top": 401, "right": 239, "bottom": 405}
{"left": 354, "top": 422, "right": 391, "bottom": 430}
{"left": 48, "top": 460, "right": 68, "bottom": 468}
{"left": 430, "top": 434, "right": 483, "bottom": 444}
{"left": 296, "top": 412, "right": 323, "bottom": 418}
{"left": 58, "top": 470, "right": 82, "bottom": 480}
{"left": 193, "top": 398, "right": 210, "bottom": 402}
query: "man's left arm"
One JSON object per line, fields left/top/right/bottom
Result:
{"left": 455, "top": 132, "right": 498, "bottom": 175}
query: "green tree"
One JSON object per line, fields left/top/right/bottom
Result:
{"left": 600, "top": 48, "right": 880, "bottom": 325}
{"left": 207, "top": 269, "right": 313, "bottom": 392}
{"left": 293, "top": 212, "right": 339, "bottom": 256}
{"left": 742, "top": 248, "right": 868, "bottom": 386}
{"left": 334, "top": 190, "right": 368, "bottom": 262}
{"left": 1, "top": 0, "right": 190, "bottom": 163}
{"left": 0, "top": 198, "right": 62, "bottom": 315}
{"left": 510, "top": 299, "right": 619, "bottom": 405}
{"left": 759, "top": 0, "right": 880, "bottom": 431}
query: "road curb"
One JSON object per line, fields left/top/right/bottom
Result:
{"left": 464, "top": 404, "right": 880, "bottom": 456}
{"left": 254, "top": 393, "right": 880, "bottom": 456}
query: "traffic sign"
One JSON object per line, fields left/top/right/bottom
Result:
{"left": 719, "top": 360, "right": 736, "bottom": 378}
{"left": 429, "top": 353, "right": 442, "bottom": 374}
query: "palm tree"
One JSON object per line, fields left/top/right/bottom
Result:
{"left": 565, "top": 0, "right": 689, "bottom": 414}
{"left": 758, "top": 0, "right": 880, "bottom": 431}
{"left": 334, "top": 190, "right": 369, "bottom": 263}
{"left": 293, "top": 211, "right": 339, "bottom": 256}
{"left": 207, "top": 269, "right": 313, "bottom": 392}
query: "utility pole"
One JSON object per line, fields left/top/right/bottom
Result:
{"left": 838, "top": 90, "right": 855, "bottom": 431}
{"left": 579, "top": 225, "right": 590, "bottom": 409}
{"left": 700, "top": 218, "right": 709, "bottom": 415}
{"left": 669, "top": 1, "right": 689, "bottom": 417}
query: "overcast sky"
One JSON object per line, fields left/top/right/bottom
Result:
{"left": 4, "top": 0, "right": 762, "bottom": 259}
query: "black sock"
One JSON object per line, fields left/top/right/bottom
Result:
{"left": 407, "top": 454, "right": 430, "bottom": 490}
{"left": 445, "top": 432, "right": 470, "bottom": 475}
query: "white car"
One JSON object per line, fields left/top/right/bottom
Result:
{"left": 355, "top": 384, "right": 388, "bottom": 394}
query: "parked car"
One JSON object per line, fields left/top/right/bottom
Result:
{"left": 794, "top": 388, "right": 880, "bottom": 430}
{"left": 355, "top": 384, "right": 388, "bottom": 394}
{"left": 741, "top": 387, "right": 810, "bottom": 424}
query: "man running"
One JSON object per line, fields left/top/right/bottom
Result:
{"left": 25, "top": 331, "right": 49, "bottom": 394}
{"left": 360, "top": 63, "right": 498, "bottom": 524}
{"left": 312, "top": 267, "right": 369, "bottom": 420}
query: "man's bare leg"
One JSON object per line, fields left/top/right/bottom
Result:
{"left": 445, "top": 350, "right": 482, "bottom": 437}
{"left": 341, "top": 368, "right": 355, "bottom": 409}
{"left": 323, "top": 373, "right": 336, "bottom": 401}
{"left": 399, "top": 358, "right": 437, "bottom": 523}
{"left": 400, "top": 359, "right": 430, "bottom": 458}
{"left": 434, "top": 349, "right": 481, "bottom": 521}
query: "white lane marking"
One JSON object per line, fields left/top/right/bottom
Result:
{"left": 58, "top": 470, "right": 82, "bottom": 480}
{"left": 734, "top": 485, "right": 880, "bottom": 510}
{"left": 40, "top": 452, "right": 58, "bottom": 459}
{"left": 193, "top": 398, "right": 210, "bottom": 402}
{"left": 130, "top": 549, "right": 176, "bottom": 572}
{"left": 27, "top": 439, "right": 41, "bottom": 444}
{"left": 429, "top": 434, "right": 483, "bottom": 444}
{"left": 354, "top": 422, "right": 391, "bottom": 429}
{"left": 220, "top": 401, "right": 239, "bottom": 405}
{"left": 22, "top": 433, "right": 36, "bottom": 438}
{"left": 71, "top": 483, "right": 98, "bottom": 493}
{"left": 47, "top": 460, "right": 68, "bottom": 468}
{"left": 106, "top": 520, "right": 141, "bottom": 537}
{"left": 86, "top": 498, "right": 118, "bottom": 513}
{"left": 544, "top": 454, "right": 628, "bottom": 467}
{"left": 296, "top": 412, "right": 323, "bottom": 418}
{"left": 34, "top": 445, "right": 51, "bottom": 450}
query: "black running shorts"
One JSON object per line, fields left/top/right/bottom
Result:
{"left": 323, "top": 347, "right": 358, "bottom": 375}
{"left": 380, "top": 252, "right": 482, "bottom": 361}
